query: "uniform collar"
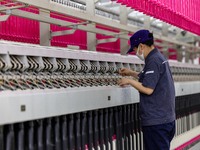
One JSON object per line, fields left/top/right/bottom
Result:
{"left": 145, "top": 48, "right": 158, "bottom": 64}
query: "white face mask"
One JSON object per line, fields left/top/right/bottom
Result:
{"left": 136, "top": 45, "right": 145, "bottom": 61}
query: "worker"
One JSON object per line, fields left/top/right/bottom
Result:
{"left": 118, "top": 29, "right": 176, "bottom": 150}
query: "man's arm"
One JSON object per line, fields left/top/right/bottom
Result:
{"left": 119, "top": 68, "right": 139, "bottom": 79}
{"left": 118, "top": 78, "right": 154, "bottom": 95}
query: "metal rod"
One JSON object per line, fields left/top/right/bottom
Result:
{"left": 0, "top": 4, "right": 28, "bottom": 11}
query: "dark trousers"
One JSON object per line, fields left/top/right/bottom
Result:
{"left": 142, "top": 121, "right": 175, "bottom": 150}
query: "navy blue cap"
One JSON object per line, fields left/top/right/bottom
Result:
{"left": 127, "top": 30, "right": 153, "bottom": 53}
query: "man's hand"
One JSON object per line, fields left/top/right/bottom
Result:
{"left": 119, "top": 68, "right": 139, "bottom": 79}
{"left": 118, "top": 78, "right": 131, "bottom": 86}
{"left": 118, "top": 78, "right": 154, "bottom": 95}
{"left": 119, "top": 68, "right": 133, "bottom": 76}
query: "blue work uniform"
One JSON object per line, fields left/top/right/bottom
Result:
{"left": 138, "top": 48, "right": 176, "bottom": 150}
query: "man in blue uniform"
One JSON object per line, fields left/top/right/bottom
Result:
{"left": 118, "top": 29, "right": 176, "bottom": 150}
